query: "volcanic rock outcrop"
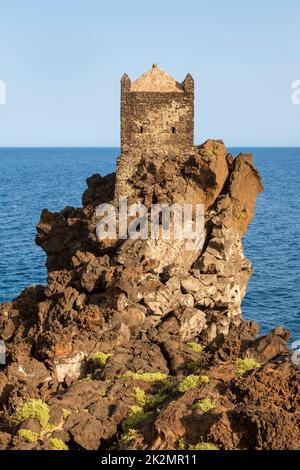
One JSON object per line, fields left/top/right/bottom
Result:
{"left": 0, "top": 140, "right": 299, "bottom": 451}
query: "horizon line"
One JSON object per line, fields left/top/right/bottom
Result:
{"left": 1, "top": 145, "right": 300, "bottom": 149}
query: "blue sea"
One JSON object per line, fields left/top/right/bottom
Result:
{"left": 0, "top": 147, "right": 299, "bottom": 342}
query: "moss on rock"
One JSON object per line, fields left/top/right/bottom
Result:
{"left": 235, "top": 358, "right": 260, "bottom": 377}
{"left": 186, "top": 342, "right": 203, "bottom": 353}
{"left": 177, "top": 374, "right": 209, "bottom": 393}
{"left": 17, "top": 429, "right": 38, "bottom": 443}
{"left": 50, "top": 438, "right": 69, "bottom": 450}
{"left": 192, "top": 398, "right": 215, "bottom": 412}
{"left": 11, "top": 399, "right": 50, "bottom": 430}
{"left": 121, "top": 371, "right": 168, "bottom": 382}
{"left": 90, "top": 351, "right": 113, "bottom": 367}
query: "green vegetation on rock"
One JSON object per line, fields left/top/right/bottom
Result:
{"left": 121, "top": 371, "right": 168, "bottom": 382}
{"left": 235, "top": 358, "right": 261, "bottom": 377}
{"left": 11, "top": 399, "right": 50, "bottom": 430}
{"left": 237, "top": 210, "right": 246, "bottom": 221}
{"left": 122, "top": 406, "right": 153, "bottom": 432}
{"left": 178, "top": 437, "right": 218, "bottom": 450}
{"left": 146, "top": 390, "right": 168, "bottom": 407}
{"left": 189, "top": 442, "right": 219, "bottom": 450}
{"left": 90, "top": 351, "right": 113, "bottom": 367}
{"left": 187, "top": 361, "right": 201, "bottom": 371}
{"left": 178, "top": 437, "right": 187, "bottom": 450}
{"left": 17, "top": 429, "right": 38, "bottom": 443}
{"left": 80, "top": 373, "right": 93, "bottom": 381}
{"left": 177, "top": 374, "right": 209, "bottom": 393}
{"left": 133, "top": 386, "right": 146, "bottom": 406}
{"left": 50, "top": 438, "right": 69, "bottom": 450}
{"left": 120, "top": 428, "right": 140, "bottom": 443}
{"left": 132, "top": 386, "right": 168, "bottom": 408}
{"left": 192, "top": 398, "right": 215, "bottom": 412}
{"left": 186, "top": 342, "right": 203, "bottom": 353}
{"left": 119, "top": 428, "right": 141, "bottom": 448}
{"left": 62, "top": 408, "right": 71, "bottom": 419}
{"left": 129, "top": 405, "right": 143, "bottom": 415}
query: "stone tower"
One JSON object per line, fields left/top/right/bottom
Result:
{"left": 115, "top": 64, "right": 194, "bottom": 199}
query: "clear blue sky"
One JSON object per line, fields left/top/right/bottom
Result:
{"left": 0, "top": 0, "right": 299, "bottom": 147}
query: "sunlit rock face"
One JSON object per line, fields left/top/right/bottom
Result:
{"left": 7, "top": 67, "right": 300, "bottom": 452}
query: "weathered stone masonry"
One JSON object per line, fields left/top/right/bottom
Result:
{"left": 115, "top": 64, "right": 195, "bottom": 199}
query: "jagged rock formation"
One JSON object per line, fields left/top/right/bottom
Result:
{"left": 0, "top": 140, "right": 299, "bottom": 451}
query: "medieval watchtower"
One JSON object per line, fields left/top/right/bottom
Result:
{"left": 121, "top": 64, "right": 194, "bottom": 152}
{"left": 115, "top": 64, "right": 194, "bottom": 199}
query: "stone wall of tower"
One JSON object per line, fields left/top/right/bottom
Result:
{"left": 120, "top": 74, "right": 194, "bottom": 153}
{"left": 115, "top": 72, "right": 195, "bottom": 202}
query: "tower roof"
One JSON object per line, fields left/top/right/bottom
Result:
{"left": 131, "top": 64, "right": 184, "bottom": 93}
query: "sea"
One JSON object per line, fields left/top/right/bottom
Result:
{"left": 0, "top": 147, "right": 299, "bottom": 342}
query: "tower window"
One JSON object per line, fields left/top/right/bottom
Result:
{"left": 172, "top": 127, "right": 176, "bottom": 133}
{"left": 140, "top": 126, "right": 144, "bottom": 133}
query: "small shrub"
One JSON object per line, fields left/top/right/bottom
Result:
{"left": 90, "top": 351, "right": 112, "bottom": 367}
{"left": 133, "top": 387, "right": 146, "bottom": 407}
{"left": 18, "top": 429, "right": 38, "bottom": 443}
{"left": 177, "top": 374, "right": 209, "bottom": 393}
{"left": 119, "top": 428, "right": 141, "bottom": 448}
{"left": 120, "top": 428, "right": 140, "bottom": 443}
{"left": 146, "top": 391, "right": 168, "bottom": 407}
{"left": 120, "top": 371, "right": 168, "bottom": 382}
{"left": 189, "top": 442, "right": 219, "bottom": 450}
{"left": 122, "top": 407, "right": 153, "bottom": 432}
{"left": 187, "top": 361, "right": 200, "bottom": 371}
{"left": 133, "top": 386, "right": 167, "bottom": 408}
{"left": 62, "top": 408, "right": 71, "bottom": 419}
{"left": 193, "top": 398, "right": 215, "bottom": 412}
{"left": 130, "top": 405, "right": 143, "bottom": 415}
{"left": 235, "top": 358, "right": 260, "bottom": 377}
{"left": 80, "top": 373, "right": 93, "bottom": 381}
{"left": 178, "top": 437, "right": 186, "bottom": 450}
{"left": 237, "top": 211, "right": 246, "bottom": 220}
{"left": 200, "top": 375, "right": 209, "bottom": 384}
{"left": 186, "top": 342, "right": 203, "bottom": 353}
{"left": 11, "top": 399, "right": 50, "bottom": 430}
{"left": 50, "top": 438, "right": 69, "bottom": 450}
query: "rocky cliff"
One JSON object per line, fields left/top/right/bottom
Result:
{"left": 0, "top": 140, "right": 299, "bottom": 451}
